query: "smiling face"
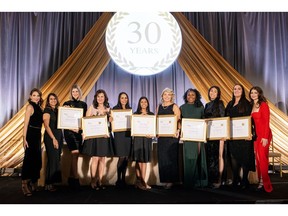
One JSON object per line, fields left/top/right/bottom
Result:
{"left": 187, "top": 91, "right": 196, "bottom": 104}
{"left": 140, "top": 98, "right": 148, "bottom": 110}
{"left": 30, "top": 91, "right": 41, "bottom": 104}
{"left": 120, "top": 93, "right": 128, "bottom": 107}
{"left": 162, "top": 91, "right": 173, "bottom": 103}
{"left": 209, "top": 87, "right": 218, "bottom": 101}
{"left": 233, "top": 85, "right": 243, "bottom": 98}
{"left": 48, "top": 95, "right": 58, "bottom": 108}
{"left": 97, "top": 92, "right": 105, "bottom": 105}
{"left": 71, "top": 88, "right": 80, "bottom": 100}
{"left": 250, "top": 89, "right": 259, "bottom": 101}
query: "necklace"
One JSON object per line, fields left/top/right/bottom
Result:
{"left": 162, "top": 103, "right": 171, "bottom": 109}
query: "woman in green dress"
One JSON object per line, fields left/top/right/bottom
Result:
{"left": 180, "top": 88, "right": 208, "bottom": 188}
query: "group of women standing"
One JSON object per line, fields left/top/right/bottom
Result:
{"left": 20, "top": 83, "right": 273, "bottom": 196}
{"left": 201, "top": 84, "right": 272, "bottom": 192}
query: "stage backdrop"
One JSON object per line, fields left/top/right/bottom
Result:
{"left": 0, "top": 13, "right": 287, "bottom": 183}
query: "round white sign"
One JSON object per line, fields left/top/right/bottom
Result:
{"left": 105, "top": 12, "right": 182, "bottom": 76}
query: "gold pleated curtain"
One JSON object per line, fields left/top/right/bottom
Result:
{"left": 173, "top": 12, "right": 288, "bottom": 165}
{"left": 0, "top": 12, "right": 113, "bottom": 168}
{"left": 0, "top": 12, "right": 287, "bottom": 169}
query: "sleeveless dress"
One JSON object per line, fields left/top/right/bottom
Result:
{"left": 63, "top": 99, "right": 87, "bottom": 152}
{"left": 131, "top": 111, "right": 154, "bottom": 162}
{"left": 180, "top": 103, "right": 208, "bottom": 187}
{"left": 21, "top": 101, "right": 43, "bottom": 182}
{"left": 81, "top": 106, "right": 114, "bottom": 157}
{"left": 112, "top": 106, "right": 132, "bottom": 157}
{"left": 157, "top": 104, "right": 179, "bottom": 183}
{"left": 43, "top": 107, "right": 63, "bottom": 184}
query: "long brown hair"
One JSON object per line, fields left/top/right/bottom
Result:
{"left": 45, "top": 93, "right": 60, "bottom": 109}
{"left": 28, "top": 88, "right": 43, "bottom": 106}
{"left": 249, "top": 86, "right": 267, "bottom": 107}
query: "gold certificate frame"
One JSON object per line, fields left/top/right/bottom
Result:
{"left": 230, "top": 116, "right": 252, "bottom": 140}
{"left": 131, "top": 114, "right": 156, "bottom": 137}
{"left": 111, "top": 109, "right": 132, "bottom": 132}
{"left": 206, "top": 117, "right": 230, "bottom": 140}
{"left": 82, "top": 115, "right": 109, "bottom": 139}
{"left": 57, "top": 106, "right": 83, "bottom": 130}
{"left": 157, "top": 115, "right": 177, "bottom": 137}
{"left": 180, "top": 118, "right": 207, "bottom": 142}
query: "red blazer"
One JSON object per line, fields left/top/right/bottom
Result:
{"left": 251, "top": 102, "right": 272, "bottom": 140}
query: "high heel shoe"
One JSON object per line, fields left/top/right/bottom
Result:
{"left": 212, "top": 182, "right": 221, "bottom": 189}
{"left": 45, "top": 184, "right": 57, "bottom": 192}
{"left": 22, "top": 182, "right": 32, "bottom": 197}
{"left": 135, "top": 179, "right": 146, "bottom": 190}
{"left": 97, "top": 180, "right": 106, "bottom": 190}
{"left": 140, "top": 179, "right": 151, "bottom": 190}
{"left": 255, "top": 183, "right": 264, "bottom": 192}
{"left": 28, "top": 181, "right": 40, "bottom": 192}
{"left": 91, "top": 182, "right": 97, "bottom": 190}
{"left": 163, "top": 183, "right": 173, "bottom": 190}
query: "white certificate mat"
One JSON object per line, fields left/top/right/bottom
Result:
{"left": 111, "top": 109, "right": 132, "bottom": 132}
{"left": 157, "top": 115, "right": 177, "bottom": 137}
{"left": 206, "top": 117, "right": 230, "bottom": 140}
{"left": 230, "top": 116, "right": 252, "bottom": 140}
{"left": 82, "top": 115, "right": 109, "bottom": 139}
{"left": 57, "top": 106, "right": 83, "bottom": 129}
{"left": 131, "top": 114, "right": 156, "bottom": 137}
{"left": 180, "top": 118, "right": 207, "bottom": 142}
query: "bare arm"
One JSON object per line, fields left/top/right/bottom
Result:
{"left": 173, "top": 104, "right": 181, "bottom": 138}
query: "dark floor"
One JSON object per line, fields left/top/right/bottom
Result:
{"left": 0, "top": 173, "right": 288, "bottom": 205}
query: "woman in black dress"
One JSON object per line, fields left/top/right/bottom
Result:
{"left": 82, "top": 89, "right": 114, "bottom": 190}
{"left": 21, "top": 88, "right": 43, "bottom": 196}
{"left": 204, "top": 86, "right": 226, "bottom": 188}
{"left": 131, "top": 96, "right": 154, "bottom": 190}
{"left": 225, "top": 84, "right": 255, "bottom": 189}
{"left": 112, "top": 92, "right": 132, "bottom": 187}
{"left": 63, "top": 84, "right": 87, "bottom": 187}
{"left": 156, "top": 88, "right": 181, "bottom": 189}
{"left": 43, "top": 93, "right": 63, "bottom": 192}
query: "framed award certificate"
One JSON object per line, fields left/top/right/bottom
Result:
{"left": 157, "top": 115, "right": 177, "bottom": 137}
{"left": 82, "top": 115, "right": 109, "bottom": 139}
{"left": 230, "top": 116, "right": 252, "bottom": 140}
{"left": 131, "top": 114, "right": 156, "bottom": 137}
{"left": 57, "top": 106, "right": 83, "bottom": 129}
{"left": 180, "top": 118, "right": 207, "bottom": 142}
{"left": 206, "top": 117, "right": 230, "bottom": 140}
{"left": 110, "top": 109, "right": 132, "bottom": 132}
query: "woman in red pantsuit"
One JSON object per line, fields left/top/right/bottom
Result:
{"left": 250, "top": 86, "right": 273, "bottom": 193}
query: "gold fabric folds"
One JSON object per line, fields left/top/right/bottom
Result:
{"left": 174, "top": 12, "right": 288, "bottom": 165}
{"left": 0, "top": 12, "right": 113, "bottom": 168}
{"left": 0, "top": 12, "right": 287, "bottom": 169}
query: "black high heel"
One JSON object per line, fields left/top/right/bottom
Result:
{"left": 22, "top": 181, "right": 32, "bottom": 197}
{"left": 97, "top": 180, "right": 106, "bottom": 190}
{"left": 256, "top": 183, "right": 264, "bottom": 192}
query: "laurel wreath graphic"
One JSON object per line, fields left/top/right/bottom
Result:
{"left": 106, "top": 12, "right": 182, "bottom": 74}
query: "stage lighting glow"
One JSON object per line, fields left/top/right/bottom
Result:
{"left": 105, "top": 12, "right": 182, "bottom": 76}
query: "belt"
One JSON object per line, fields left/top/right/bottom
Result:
{"left": 29, "top": 125, "right": 42, "bottom": 129}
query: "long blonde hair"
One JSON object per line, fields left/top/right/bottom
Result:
{"left": 69, "top": 84, "right": 83, "bottom": 100}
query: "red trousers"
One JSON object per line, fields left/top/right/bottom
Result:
{"left": 254, "top": 137, "right": 273, "bottom": 192}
